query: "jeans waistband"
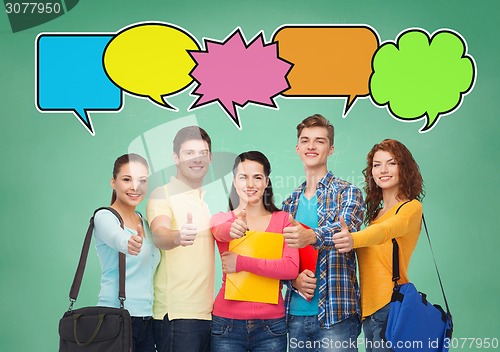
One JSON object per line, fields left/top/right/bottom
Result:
{"left": 132, "top": 316, "right": 153, "bottom": 321}
{"left": 212, "top": 315, "right": 285, "bottom": 327}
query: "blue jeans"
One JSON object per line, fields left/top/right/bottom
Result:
{"left": 210, "top": 315, "right": 288, "bottom": 352}
{"left": 362, "top": 304, "right": 394, "bottom": 352}
{"left": 288, "top": 314, "right": 361, "bottom": 352}
{"left": 153, "top": 319, "right": 164, "bottom": 352}
{"left": 152, "top": 315, "right": 211, "bottom": 352}
{"left": 131, "top": 317, "right": 155, "bottom": 352}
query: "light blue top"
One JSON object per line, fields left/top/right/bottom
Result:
{"left": 289, "top": 192, "right": 320, "bottom": 316}
{"left": 93, "top": 209, "right": 160, "bottom": 317}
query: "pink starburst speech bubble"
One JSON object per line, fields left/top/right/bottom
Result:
{"left": 188, "top": 28, "right": 292, "bottom": 129}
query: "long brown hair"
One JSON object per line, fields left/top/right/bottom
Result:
{"left": 363, "top": 139, "right": 424, "bottom": 224}
{"left": 228, "top": 151, "right": 279, "bottom": 213}
{"left": 110, "top": 153, "right": 149, "bottom": 205}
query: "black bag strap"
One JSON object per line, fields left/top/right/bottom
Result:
{"left": 68, "top": 207, "right": 126, "bottom": 311}
{"left": 390, "top": 201, "right": 411, "bottom": 285}
{"left": 391, "top": 201, "right": 451, "bottom": 315}
{"left": 421, "top": 214, "right": 451, "bottom": 315}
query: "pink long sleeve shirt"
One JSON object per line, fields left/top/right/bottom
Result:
{"left": 210, "top": 210, "right": 299, "bottom": 320}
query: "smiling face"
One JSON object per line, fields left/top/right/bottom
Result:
{"left": 111, "top": 161, "right": 149, "bottom": 208}
{"left": 371, "top": 150, "right": 400, "bottom": 192}
{"left": 174, "top": 138, "right": 212, "bottom": 188}
{"left": 233, "top": 160, "right": 269, "bottom": 208}
{"left": 296, "top": 126, "right": 334, "bottom": 170}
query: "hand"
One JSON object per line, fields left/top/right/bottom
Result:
{"left": 292, "top": 269, "right": 317, "bottom": 300}
{"left": 221, "top": 251, "right": 238, "bottom": 273}
{"left": 128, "top": 223, "right": 144, "bottom": 255}
{"left": 230, "top": 209, "right": 248, "bottom": 239}
{"left": 179, "top": 212, "right": 197, "bottom": 246}
{"left": 283, "top": 215, "right": 317, "bottom": 248}
{"left": 333, "top": 216, "right": 353, "bottom": 253}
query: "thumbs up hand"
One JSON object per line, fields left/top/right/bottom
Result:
{"left": 333, "top": 216, "right": 354, "bottom": 253}
{"left": 289, "top": 216, "right": 301, "bottom": 227}
{"left": 283, "top": 214, "right": 317, "bottom": 248}
{"left": 128, "top": 223, "right": 144, "bottom": 256}
{"left": 179, "top": 211, "right": 197, "bottom": 246}
{"left": 230, "top": 209, "right": 248, "bottom": 239}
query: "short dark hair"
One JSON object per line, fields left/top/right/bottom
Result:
{"left": 296, "top": 114, "right": 334, "bottom": 146}
{"left": 173, "top": 126, "right": 212, "bottom": 155}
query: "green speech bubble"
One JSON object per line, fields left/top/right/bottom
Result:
{"left": 370, "top": 28, "right": 476, "bottom": 132}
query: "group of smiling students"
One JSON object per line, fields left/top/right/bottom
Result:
{"left": 92, "top": 114, "right": 424, "bottom": 352}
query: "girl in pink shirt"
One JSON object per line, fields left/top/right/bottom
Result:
{"left": 210, "top": 151, "right": 299, "bottom": 352}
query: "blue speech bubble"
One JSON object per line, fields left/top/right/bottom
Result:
{"left": 36, "top": 34, "right": 123, "bottom": 135}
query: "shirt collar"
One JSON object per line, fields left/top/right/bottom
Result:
{"left": 169, "top": 176, "right": 206, "bottom": 199}
{"left": 299, "top": 170, "right": 335, "bottom": 191}
{"left": 318, "top": 170, "right": 335, "bottom": 188}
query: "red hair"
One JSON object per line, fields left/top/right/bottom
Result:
{"left": 363, "top": 139, "right": 424, "bottom": 224}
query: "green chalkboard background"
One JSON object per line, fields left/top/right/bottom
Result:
{"left": 0, "top": 0, "right": 498, "bottom": 351}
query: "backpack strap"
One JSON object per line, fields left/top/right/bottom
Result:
{"left": 421, "top": 214, "right": 451, "bottom": 316}
{"left": 391, "top": 202, "right": 451, "bottom": 316}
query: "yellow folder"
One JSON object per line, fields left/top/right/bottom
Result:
{"left": 225, "top": 231, "right": 284, "bottom": 304}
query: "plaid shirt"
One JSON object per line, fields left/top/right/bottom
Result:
{"left": 282, "top": 171, "right": 364, "bottom": 328}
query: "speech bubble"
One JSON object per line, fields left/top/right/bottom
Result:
{"left": 36, "top": 34, "right": 123, "bottom": 136}
{"left": 272, "top": 25, "right": 379, "bottom": 116}
{"left": 188, "top": 28, "right": 292, "bottom": 129}
{"left": 103, "top": 22, "right": 200, "bottom": 110}
{"left": 369, "top": 29, "right": 476, "bottom": 132}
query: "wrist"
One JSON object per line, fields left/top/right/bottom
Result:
{"left": 234, "top": 254, "right": 243, "bottom": 272}
{"left": 308, "top": 229, "right": 317, "bottom": 245}
{"left": 172, "top": 231, "right": 181, "bottom": 247}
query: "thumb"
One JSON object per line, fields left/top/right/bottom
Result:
{"left": 237, "top": 209, "right": 247, "bottom": 224}
{"left": 186, "top": 211, "right": 193, "bottom": 224}
{"left": 288, "top": 214, "right": 300, "bottom": 226}
{"left": 288, "top": 214, "right": 302, "bottom": 226}
{"left": 339, "top": 216, "right": 349, "bottom": 232}
{"left": 137, "top": 223, "right": 145, "bottom": 239}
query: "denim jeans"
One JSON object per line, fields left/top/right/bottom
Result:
{"left": 131, "top": 317, "right": 155, "bottom": 352}
{"left": 153, "top": 319, "right": 164, "bottom": 352}
{"left": 288, "top": 314, "right": 361, "bottom": 352}
{"left": 152, "top": 315, "right": 210, "bottom": 352}
{"left": 362, "top": 304, "right": 394, "bottom": 352}
{"left": 210, "top": 315, "right": 288, "bottom": 352}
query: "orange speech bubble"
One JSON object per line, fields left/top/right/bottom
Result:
{"left": 272, "top": 25, "right": 379, "bottom": 115}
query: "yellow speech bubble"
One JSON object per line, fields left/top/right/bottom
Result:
{"left": 103, "top": 22, "right": 200, "bottom": 108}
